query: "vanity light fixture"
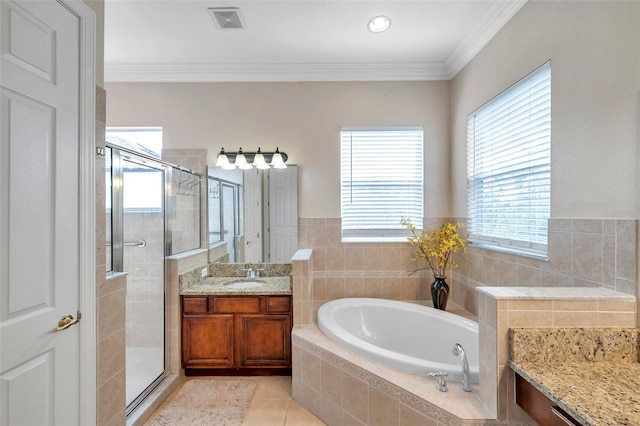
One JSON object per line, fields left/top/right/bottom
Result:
{"left": 253, "top": 148, "right": 270, "bottom": 169}
{"left": 368, "top": 15, "right": 391, "bottom": 33}
{"left": 234, "top": 148, "right": 253, "bottom": 170}
{"left": 214, "top": 148, "right": 236, "bottom": 170}
{"left": 215, "top": 147, "right": 288, "bottom": 169}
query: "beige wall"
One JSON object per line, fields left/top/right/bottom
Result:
{"left": 105, "top": 81, "right": 451, "bottom": 218}
{"left": 450, "top": 0, "right": 640, "bottom": 219}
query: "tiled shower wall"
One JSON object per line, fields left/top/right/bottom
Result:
{"left": 96, "top": 88, "right": 126, "bottom": 426}
{"left": 451, "top": 218, "right": 637, "bottom": 317}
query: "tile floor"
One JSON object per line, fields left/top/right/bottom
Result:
{"left": 144, "top": 376, "right": 326, "bottom": 426}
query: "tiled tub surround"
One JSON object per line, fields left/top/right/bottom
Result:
{"left": 298, "top": 218, "right": 444, "bottom": 324}
{"left": 451, "top": 219, "right": 637, "bottom": 317}
{"left": 509, "top": 327, "right": 640, "bottom": 425}
{"left": 477, "top": 287, "right": 637, "bottom": 423}
{"left": 292, "top": 323, "right": 497, "bottom": 426}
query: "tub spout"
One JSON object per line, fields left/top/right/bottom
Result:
{"left": 453, "top": 343, "right": 472, "bottom": 392}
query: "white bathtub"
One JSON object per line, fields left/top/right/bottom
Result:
{"left": 317, "top": 298, "right": 479, "bottom": 383}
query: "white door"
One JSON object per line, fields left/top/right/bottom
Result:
{"left": 244, "top": 168, "right": 262, "bottom": 262}
{"left": 269, "top": 166, "right": 298, "bottom": 262}
{"left": 0, "top": 0, "right": 93, "bottom": 424}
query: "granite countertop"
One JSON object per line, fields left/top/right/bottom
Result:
{"left": 509, "top": 360, "right": 640, "bottom": 426}
{"left": 180, "top": 276, "right": 292, "bottom": 296}
{"left": 509, "top": 327, "right": 640, "bottom": 426}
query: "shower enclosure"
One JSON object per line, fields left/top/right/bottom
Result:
{"left": 106, "top": 143, "right": 201, "bottom": 414}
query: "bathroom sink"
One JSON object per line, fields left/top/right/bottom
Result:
{"left": 224, "top": 280, "right": 265, "bottom": 290}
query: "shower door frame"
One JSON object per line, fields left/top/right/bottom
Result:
{"left": 108, "top": 145, "right": 173, "bottom": 415}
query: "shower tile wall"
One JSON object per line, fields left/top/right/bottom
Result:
{"left": 162, "top": 149, "right": 208, "bottom": 253}
{"left": 96, "top": 87, "right": 127, "bottom": 426}
{"left": 451, "top": 218, "right": 638, "bottom": 317}
{"left": 125, "top": 212, "right": 165, "bottom": 349}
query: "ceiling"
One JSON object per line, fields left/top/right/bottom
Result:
{"left": 104, "top": 0, "right": 526, "bottom": 83}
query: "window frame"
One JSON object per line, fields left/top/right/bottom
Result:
{"left": 340, "top": 126, "right": 424, "bottom": 243}
{"left": 466, "top": 62, "right": 551, "bottom": 258}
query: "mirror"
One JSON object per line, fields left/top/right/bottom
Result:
{"left": 208, "top": 165, "right": 298, "bottom": 264}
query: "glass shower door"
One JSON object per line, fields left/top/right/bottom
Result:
{"left": 118, "top": 155, "right": 166, "bottom": 409}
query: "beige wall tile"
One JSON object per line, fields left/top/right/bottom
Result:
{"left": 343, "top": 374, "right": 369, "bottom": 423}
{"left": 325, "top": 248, "right": 345, "bottom": 271}
{"left": 598, "top": 311, "right": 636, "bottom": 327}
{"left": 545, "top": 231, "right": 573, "bottom": 273}
{"left": 362, "top": 247, "right": 384, "bottom": 271}
{"left": 312, "top": 278, "right": 327, "bottom": 301}
{"left": 321, "top": 360, "right": 343, "bottom": 405}
{"left": 321, "top": 397, "right": 343, "bottom": 425}
{"left": 508, "top": 310, "right": 553, "bottom": 327}
{"left": 97, "top": 330, "right": 125, "bottom": 387}
{"left": 302, "top": 351, "right": 322, "bottom": 390}
{"left": 552, "top": 311, "right": 599, "bottom": 327}
{"left": 482, "top": 256, "right": 500, "bottom": 286}
{"left": 616, "top": 236, "right": 636, "bottom": 280}
{"left": 572, "top": 233, "right": 603, "bottom": 282}
{"left": 598, "top": 299, "right": 636, "bottom": 312}
{"left": 344, "top": 246, "right": 364, "bottom": 270}
{"left": 499, "top": 260, "right": 518, "bottom": 286}
{"left": 97, "top": 369, "right": 125, "bottom": 426}
{"left": 553, "top": 300, "right": 598, "bottom": 311}
{"left": 362, "top": 278, "right": 383, "bottom": 298}
{"left": 508, "top": 300, "right": 549, "bottom": 311}
{"left": 399, "top": 404, "right": 437, "bottom": 426}
{"left": 369, "top": 387, "right": 399, "bottom": 426}
{"left": 326, "top": 277, "right": 345, "bottom": 300}
{"left": 517, "top": 265, "right": 541, "bottom": 287}
{"left": 302, "top": 384, "right": 323, "bottom": 419}
{"left": 344, "top": 278, "right": 364, "bottom": 298}
{"left": 98, "top": 289, "right": 126, "bottom": 341}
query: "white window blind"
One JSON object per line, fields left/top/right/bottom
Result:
{"left": 467, "top": 62, "right": 551, "bottom": 257}
{"left": 341, "top": 127, "right": 423, "bottom": 241}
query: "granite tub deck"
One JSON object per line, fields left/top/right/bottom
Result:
{"left": 180, "top": 276, "right": 292, "bottom": 295}
{"left": 509, "top": 327, "right": 640, "bottom": 426}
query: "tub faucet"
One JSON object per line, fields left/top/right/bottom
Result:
{"left": 427, "top": 371, "right": 448, "bottom": 392}
{"left": 453, "top": 343, "right": 472, "bottom": 392}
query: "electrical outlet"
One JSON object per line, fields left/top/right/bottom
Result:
{"left": 201, "top": 267, "right": 208, "bottom": 278}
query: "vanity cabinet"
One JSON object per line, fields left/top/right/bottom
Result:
{"left": 515, "top": 373, "right": 580, "bottom": 426}
{"left": 181, "top": 295, "right": 292, "bottom": 374}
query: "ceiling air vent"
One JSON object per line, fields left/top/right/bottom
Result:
{"left": 208, "top": 7, "right": 246, "bottom": 30}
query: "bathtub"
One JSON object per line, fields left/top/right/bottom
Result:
{"left": 317, "top": 298, "right": 479, "bottom": 383}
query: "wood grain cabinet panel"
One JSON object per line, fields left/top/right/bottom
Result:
{"left": 238, "top": 314, "right": 292, "bottom": 366}
{"left": 182, "top": 315, "right": 234, "bottom": 368}
{"left": 515, "top": 372, "right": 580, "bottom": 426}
{"left": 182, "top": 295, "right": 292, "bottom": 373}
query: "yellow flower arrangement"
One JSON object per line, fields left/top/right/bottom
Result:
{"left": 400, "top": 218, "right": 467, "bottom": 279}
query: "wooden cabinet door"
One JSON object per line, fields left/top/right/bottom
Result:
{"left": 182, "top": 315, "right": 234, "bottom": 368}
{"left": 237, "top": 314, "right": 292, "bottom": 367}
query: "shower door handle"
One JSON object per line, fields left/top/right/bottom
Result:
{"left": 123, "top": 240, "right": 146, "bottom": 248}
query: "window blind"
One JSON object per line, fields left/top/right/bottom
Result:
{"left": 341, "top": 127, "right": 423, "bottom": 241}
{"left": 467, "top": 63, "right": 551, "bottom": 257}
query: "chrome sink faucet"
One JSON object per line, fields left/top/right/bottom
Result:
{"left": 453, "top": 343, "right": 472, "bottom": 392}
{"left": 243, "top": 267, "right": 255, "bottom": 279}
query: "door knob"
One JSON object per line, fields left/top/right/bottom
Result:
{"left": 54, "top": 311, "right": 81, "bottom": 332}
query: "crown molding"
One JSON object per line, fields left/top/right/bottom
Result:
{"left": 444, "top": 0, "right": 528, "bottom": 79}
{"left": 105, "top": 1, "right": 527, "bottom": 83}
{"left": 104, "top": 62, "right": 451, "bottom": 82}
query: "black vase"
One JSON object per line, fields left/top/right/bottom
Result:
{"left": 431, "top": 276, "right": 449, "bottom": 311}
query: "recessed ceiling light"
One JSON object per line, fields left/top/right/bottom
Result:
{"left": 368, "top": 15, "right": 391, "bottom": 33}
